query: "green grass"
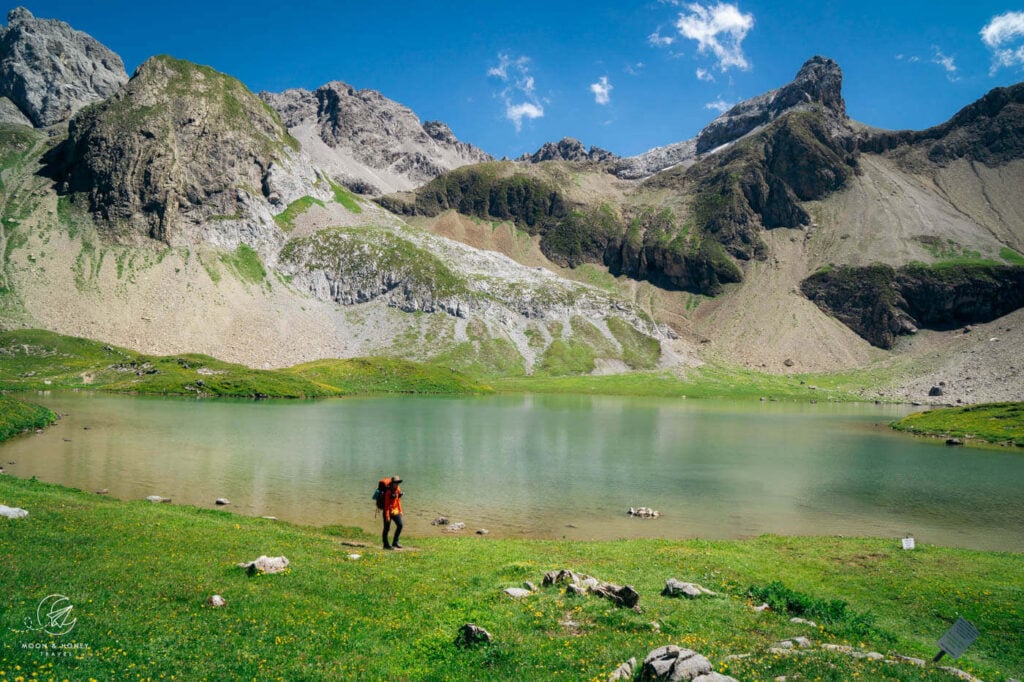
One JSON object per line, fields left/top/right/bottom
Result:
{"left": 329, "top": 180, "right": 363, "bottom": 213}
{"left": 606, "top": 317, "right": 661, "bottom": 370}
{"left": 286, "top": 357, "right": 493, "bottom": 395}
{"left": 891, "top": 402, "right": 1024, "bottom": 446}
{"left": 491, "top": 364, "right": 878, "bottom": 402}
{"left": 536, "top": 339, "right": 595, "bottom": 376}
{"left": 0, "top": 474, "right": 1020, "bottom": 680}
{"left": 0, "top": 396, "right": 55, "bottom": 442}
{"left": 1000, "top": 247, "right": 1024, "bottom": 266}
{"left": 273, "top": 195, "right": 326, "bottom": 231}
{"left": 219, "top": 244, "right": 266, "bottom": 284}
{"left": 0, "top": 330, "right": 488, "bottom": 399}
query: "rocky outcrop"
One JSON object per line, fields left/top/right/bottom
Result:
{"left": 54, "top": 55, "right": 327, "bottom": 258}
{"left": 0, "top": 7, "right": 127, "bottom": 127}
{"left": 613, "top": 139, "right": 697, "bottom": 180}
{"left": 696, "top": 56, "right": 846, "bottom": 154}
{"left": 261, "top": 82, "right": 491, "bottom": 195}
{"left": 862, "top": 82, "right": 1024, "bottom": 166}
{"left": 518, "top": 137, "right": 617, "bottom": 164}
{"left": 801, "top": 263, "right": 1024, "bottom": 348}
{"left": 0, "top": 95, "right": 29, "bottom": 125}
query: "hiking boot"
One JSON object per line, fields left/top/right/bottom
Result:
{"left": 393, "top": 543, "right": 403, "bottom": 549}
{"left": 383, "top": 543, "right": 392, "bottom": 550}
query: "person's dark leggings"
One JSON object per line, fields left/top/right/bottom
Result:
{"left": 383, "top": 513, "right": 403, "bottom": 548}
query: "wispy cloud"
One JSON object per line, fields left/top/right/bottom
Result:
{"left": 704, "top": 98, "right": 732, "bottom": 113}
{"left": 488, "top": 52, "right": 544, "bottom": 132}
{"left": 696, "top": 67, "right": 715, "bottom": 82}
{"left": 931, "top": 47, "right": 959, "bottom": 81}
{"left": 981, "top": 11, "right": 1024, "bottom": 74}
{"left": 590, "top": 76, "right": 613, "bottom": 105}
{"left": 624, "top": 62, "right": 645, "bottom": 76}
{"left": 669, "top": 2, "right": 755, "bottom": 72}
{"left": 648, "top": 29, "right": 675, "bottom": 47}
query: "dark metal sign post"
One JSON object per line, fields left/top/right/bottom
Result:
{"left": 933, "top": 617, "right": 979, "bottom": 663}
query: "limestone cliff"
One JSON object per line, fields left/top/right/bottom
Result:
{"left": 261, "top": 82, "right": 491, "bottom": 195}
{"left": 0, "top": 7, "right": 127, "bottom": 127}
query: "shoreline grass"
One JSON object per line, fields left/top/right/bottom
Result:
{"left": 0, "top": 475, "right": 1019, "bottom": 680}
{"left": 0, "top": 395, "right": 55, "bottom": 442}
{"left": 891, "top": 402, "right": 1024, "bottom": 447}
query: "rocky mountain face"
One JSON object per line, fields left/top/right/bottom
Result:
{"left": 261, "top": 82, "right": 491, "bottom": 195}
{"left": 696, "top": 56, "right": 845, "bottom": 154}
{"left": 612, "top": 56, "right": 846, "bottom": 180}
{"left": 0, "top": 7, "right": 127, "bottom": 127}
{"left": 53, "top": 55, "right": 327, "bottom": 258}
{"left": 518, "top": 137, "right": 616, "bottom": 164}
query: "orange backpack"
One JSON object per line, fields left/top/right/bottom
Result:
{"left": 372, "top": 478, "right": 391, "bottom": 511}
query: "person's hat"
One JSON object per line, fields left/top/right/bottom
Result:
{"left": 392, "top": 475, "right": 403, "bottom": 483}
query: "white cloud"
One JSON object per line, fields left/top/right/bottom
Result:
{"left": 981, "top": 11, "right": 1024, "bottom": 72}
{"left": 624, "top": 62, "right": 645, "bottom": 76}
{"left": 648, "top": 30, "right": 675, "bottom": 47}
{"left": 704, "top": 98, "right": 732, "bottom": 113}
{"left": 506, "top": 102, "right": 544, "bottom": 131}
{"left": 696, "top": 67, "right": 714, "bottom": 81}
{"left": 931, "top": 47, "right": 959, "bottom": 81}
{"left": 590, "top": 76, "right": 613, "bottom": 105}
{"left": 675, "top": 2, "right": 755, "bottom": 72}
{"left": 488, "top": 52, "right": 545, "bottom": 131}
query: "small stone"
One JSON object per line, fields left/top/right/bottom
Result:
{"left": 95, "top": 489, "right": 109, "bottom": 495}
{"left": 608, "top": 656, "right": 637, "bottom": 681}
{"left": 454, "top": 623, "right": 491, "bottom": 647}
{"left": 430, "top": 516, "right": 449, "bottom": 526}
{"left": 662, "top": 578, "right": 717, "bottom": 599}
{"left": 891, "top": 654, "right": 926, "bottom": 666}
{"left": 946, "top": 438, "right": 963, "bottom": 446}
{"left": 347, "top": 553, "right": 361, "bottom": 560}
{"left": 784, "top": 358, "right": 794, "bottom": 367}
{"left": 523, "top": 581, "right": 537, "bottom": 592}
{"left": 937, "top": 667, "right": 983, "bottom": 682}
{"left": 790, "top": 617, "right": 817, "bottom": 627}
{"left": 215, "top": 498, "right": 230, "bottom": 505}
{"left": 206, "top": 594, "right": 226, "bottom": 608}
{"left": 238, "top": 555, "right": 290, "bottom": 575}
{"left": 752, "top": 602, "right": 771, "bottom": 612}
{"left": 475, "top": 528, "right": 489, "bottom": 535}
{"left": 0, "top": 505, "right": 28, "bottom": 519}
{"left": 444, "top": 522, "right": 466, "bottom": 532}
{"left": 503, "top": 587, "right": 533, "bottom": 599}
{"left": 146, "top": 495, "right": 171, "bottom": 503}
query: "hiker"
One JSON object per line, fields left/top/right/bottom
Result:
{"left": 381, "top": 475, "right": 404, "bottom": 550}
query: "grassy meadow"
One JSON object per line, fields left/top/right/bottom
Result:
{"left": 0, "top": 475, "right": 1021, "bottom": 681}
{"left": 892, "top": 403, "right": 1024, "bottom": 447}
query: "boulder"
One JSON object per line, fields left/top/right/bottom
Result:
{"left": 928, "top": 386, "right": 944, "bottom": 397}
{"left": 592, "top": 582, "right": 640, "bottom": 609}
{"left": 608, "top": 657, "right": 637, "bottom": 681}
{"left": 454, "top": 623, "right": 491, "bottom": 647}
{"left": 503, "top": 587, "right": 533, "bottom": 599}
{"left": 430, "top": 516, "right": 450, "bottom": 525}
{"left": 146, "top": 495, "right": 171, "bottom": 503}
{"left": 946, "top": 438, "right": 964, "bottom": 446}
{"left": 215, "top": 498, "right": 230, "bottom": 506}
{"left": 238, "top": 555, "right": 290, "bottom": 575}
{"left": 0, "top": 504, "right": 28, "bottom": 519}
{"left": 662, "top": 579, "right": 717, "bottom": 599}
{"left": 628, "top": 506, "right": 661, "bottom": 518}
{"left": 444, "top": 522, "right": 466, "bottom": 532}
{"left": 640, "top": 646, "right": 712, "bottom": 681}
{"left": 205, "top": 594, "right": 226, "bottom": 608}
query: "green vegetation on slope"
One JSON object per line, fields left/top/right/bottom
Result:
{"left": 329, "top": 180, "right": 363, "bottom": 213}
{"left": 274, "top": 195, "right": 326, "bottom": 231}
{"left": 0, "top": 330, "right": 488, "bottom": 398}
{"left": 0, "top": 395, "right": 55, "bottom": 442}
{"left": 287, "top": 357, "right": 492, "bottom": 395}
{"left": 219, "top": 244, "right": 266, "bottom": 283}
{"left": 892, "top": 402, "right": 1024, "bottom": 446}
{"left": 0, "top": 475, "right": 1019, "bottom": 680}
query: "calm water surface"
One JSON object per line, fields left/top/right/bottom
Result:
{"left": 3, "top": 392, "right": 1023, "bottom": 551}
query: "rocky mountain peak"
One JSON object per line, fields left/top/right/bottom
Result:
{"left": 695, "top": 55, "right": 845, "bottom": 154}
{"left": 56, "top": 55, "right": 326, "bottom": 257}
{"left": 518, "top": 137, "right": 617, "bottom": 164}
{"left": 0, "top": 6, "right": 128, "bottom": 127}
{"left": 261, "top": 82, "right": 491, "bottom": 195}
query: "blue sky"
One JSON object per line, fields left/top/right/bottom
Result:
{"left": 16, "top": 1, "right": 1024, "bottom": 158}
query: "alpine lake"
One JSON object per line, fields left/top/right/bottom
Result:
{"left": 3, "top": 391, "right": 1023, "bottom": 552}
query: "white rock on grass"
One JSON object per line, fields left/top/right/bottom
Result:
{"left": 206, "top": 595, "right": 226, "bottom": 608}
{"left": 237, "top": 555, "right": 290, "bottom": 575}
{"left": 0, "top": 505, "right": 28, "bottom": 519}
{"left": 503, "top": 587, "right": 533, "bottom": 599}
